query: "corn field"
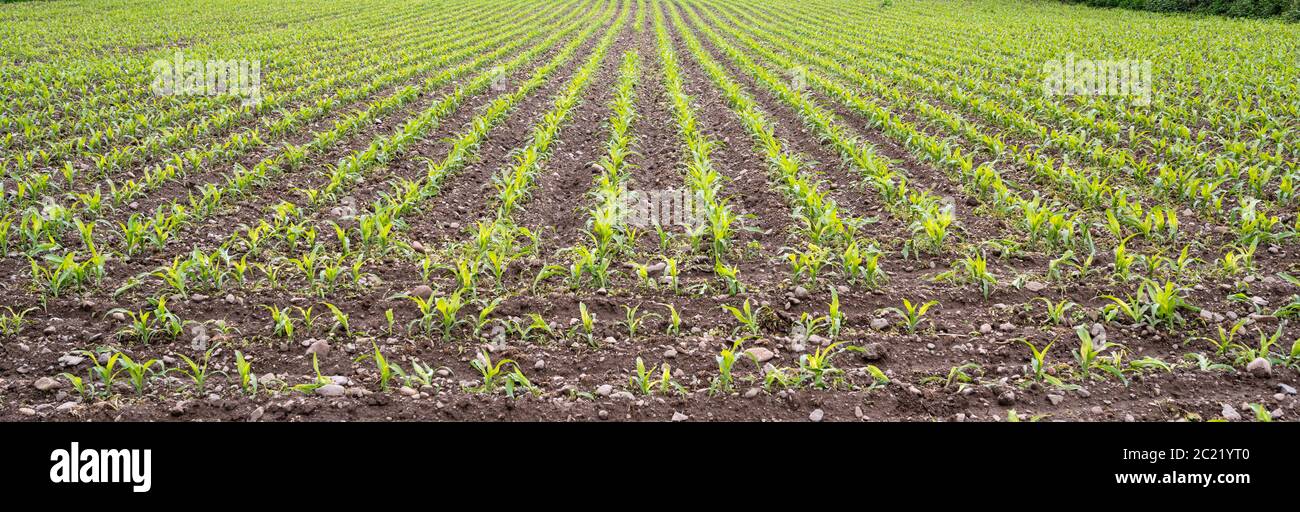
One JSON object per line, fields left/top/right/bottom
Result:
{"left": 1, "top": 0, "right": 1298, "bottom": 422}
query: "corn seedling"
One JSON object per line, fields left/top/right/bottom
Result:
{"left": 1035, "top": 297, "right": 1075, "bottom": 326}
{"left": 720, "top": 298, "right": 763, "bottom": 336}
{"left": 0, "top": 306, "right": 36, "bottom": 336}
{"left": 473, "top": 297, "right": 502, "bottom": 338}
{"left": 1246, "top": 403, "right": 1272, "bottom": 422}
{"left": 1021, "top": 339, "right": 1054, "bottom": 381}
{"left": 354, "top": 342, "right": 397, "bottom": 391}
{"left": 799, "top": 342, "right": 845, "bottom": 389}
{"left": 620, "top": 304, "right": 656, "bottom": 340}
{"left": 234, "top": 350, "right": 257, "bottom": 395}
{"left": 709, "top": 338, "right": 750, "bottom": 395}
{"left": 61, "top": 372, "right": 92, "bottom": 400}
{"left": 628, "top": 356, "right": 684, "bottom": 396}
{"left": 827, "top": 288, "right": 844, "bottom": 339}
{"left": 884, "top": 299, "right": 938, "bottom": 334}
{"left": 321, "top": 302, "right": 352, "bottom": 338}
{"left": 662, "top": 303, "right": 682, "bottom": 335}
{"left": 435, "top": 291, "right": 466, "bottom": 339}
{"left": 264, "top": 305, "right": 296, "bottom": 339}
{"left": 116, "top": 353, "right": 164, "bottom": 396}
{"left": 1184, "top": 352, "right": 1236, "bottom": 373}
{"left": 468, "top": 350, "right": 534, "bottom": 398}
{"left": 174, "top": 342, "right": 221, "bottom": 394}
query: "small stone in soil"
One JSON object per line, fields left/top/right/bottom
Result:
{"left": 1246, "top": 357, "right": 1271, "bottom": 378}
{"left": 1221, "top": 403, "right": 1242, "bottom": 421}
{"left": 745, "top": 347, "right": 774, "bottom": 363}
{"left": 305, "top": 339, "right": 330, "bottom": 358}
{"left": 859, "top": 343, "right": 885, "bottom": 361}
{"left": 809, "top": 409, "right": 824, "bottom": 422}
{"left": 33, "top": 376, "right": 59, "bottom": 391}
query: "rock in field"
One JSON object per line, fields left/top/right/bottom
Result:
{"left": 1246, "top": 357, "right": 1271, "bottom": 378}
{"left": 33, "top": 376, "right": 59, "bottom": 391}
{"left": 1221, "top": 404, "right": 1242, "bottom": 421}
{"left": 305, "top": 339, "right": 331, "bottom": 358}
{"left": 745, "top": 347, "right": 774, "bottom": 363}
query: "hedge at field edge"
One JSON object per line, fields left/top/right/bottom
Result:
{"left": 1060, "top": 0, "right": 1300, "bottom": 20}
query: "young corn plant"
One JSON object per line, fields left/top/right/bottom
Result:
{"left": 405, "top": 295, "right": 438, "bottom": 336}
{"left": 785, "top": 243, "right": 830, "bottom": 288}
{"left": 1073, "top": 325, "right": 1117, "bottom": 381}
{"left": 435, "top": 291, "right": 466, "bottom": 340}
{"left": 468, "top": 350, "right": 534, "bottom": 399}
{"left": 794, "top": 311, "right": 828, "bottom": 344}
{"left": 709, "top": 338, "right": 750, "bottom": 395}
{"left": 473, "top": 297, "right": 501, "bottom": 339}
{"left": 663, "top": 303, "right": 682, "bottom": 336}
{"left": 720, "top": 298, "right": 763, "bottom": 336}
{"left": 1184, "top": 352, "right": 1236, "bottom": 373}
{"left": 910, "top": 205, "right": 954, "bottom": 254}
{"left": 714, "top": 260, "right": 743, "bottom": 295}
{"left": 841, "top": 240, "right": 886, "bottom": 288}
{"left": 884, "top": 299, "right": 938, "bottom": 334}
{"left": 234, "top": 350, "right": 258, "bottom": 395}
{"left": 1230, "top": 324, "right": 1284, "bottom": 367}
{"left": 84, "top": 350, "right": 122, "bottom": 398}
{"left": 934, "top": 251, "right": 997, "bottom": 298}
{"left": 0, "top": 306, "right": 37, "bottom": 336}
{"left": 263, "top": 305, "right": 296, "bottom": 339}
{"left": 1021, "top": 339, "right": 1054, "bottom": 382}
{"left": 174, "top": 342, "right": 221, "bottom": 394}
{"left": 619, "top": 304, "right": 656, "bottom": 341}
{"left": 321, "top": 302, "right": 352, "bottom": 338}
{"left": 1197, "top": 319, "right": 1247, "bottom": 357}
{"left": 117, "top": 353, "right": 164, "bottom": 396}
{"left": 827, "top": 288, "right": 844, "bottom": 339}
{"left": 1248, "top": 403, "right": 1273, "bottom": 422}
{"left": 289, "top": 354, "right": 332, "bottom": 395}
{"left": 1139, "top": 279, "right": 1194, "bottom": 328}
{"left": 109, "top": 307, "right": 158, "bottom": 345}
{"left": 578, "top": 302, "right": 597, "bottom": 347}
{"left": 354, "top": 342, "right": 397, "bottom": 391}
{"left": 799, "top": 342, "right": 845, "bottom": 389}
{"left": 1035, "top": 297, "right": 1076, "bottom": 326}
{"left": 61, "top": 372, "right": 92, "bottom": 400}
{"left": 628, "top": 356, "right": 684, "bottom": 396}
